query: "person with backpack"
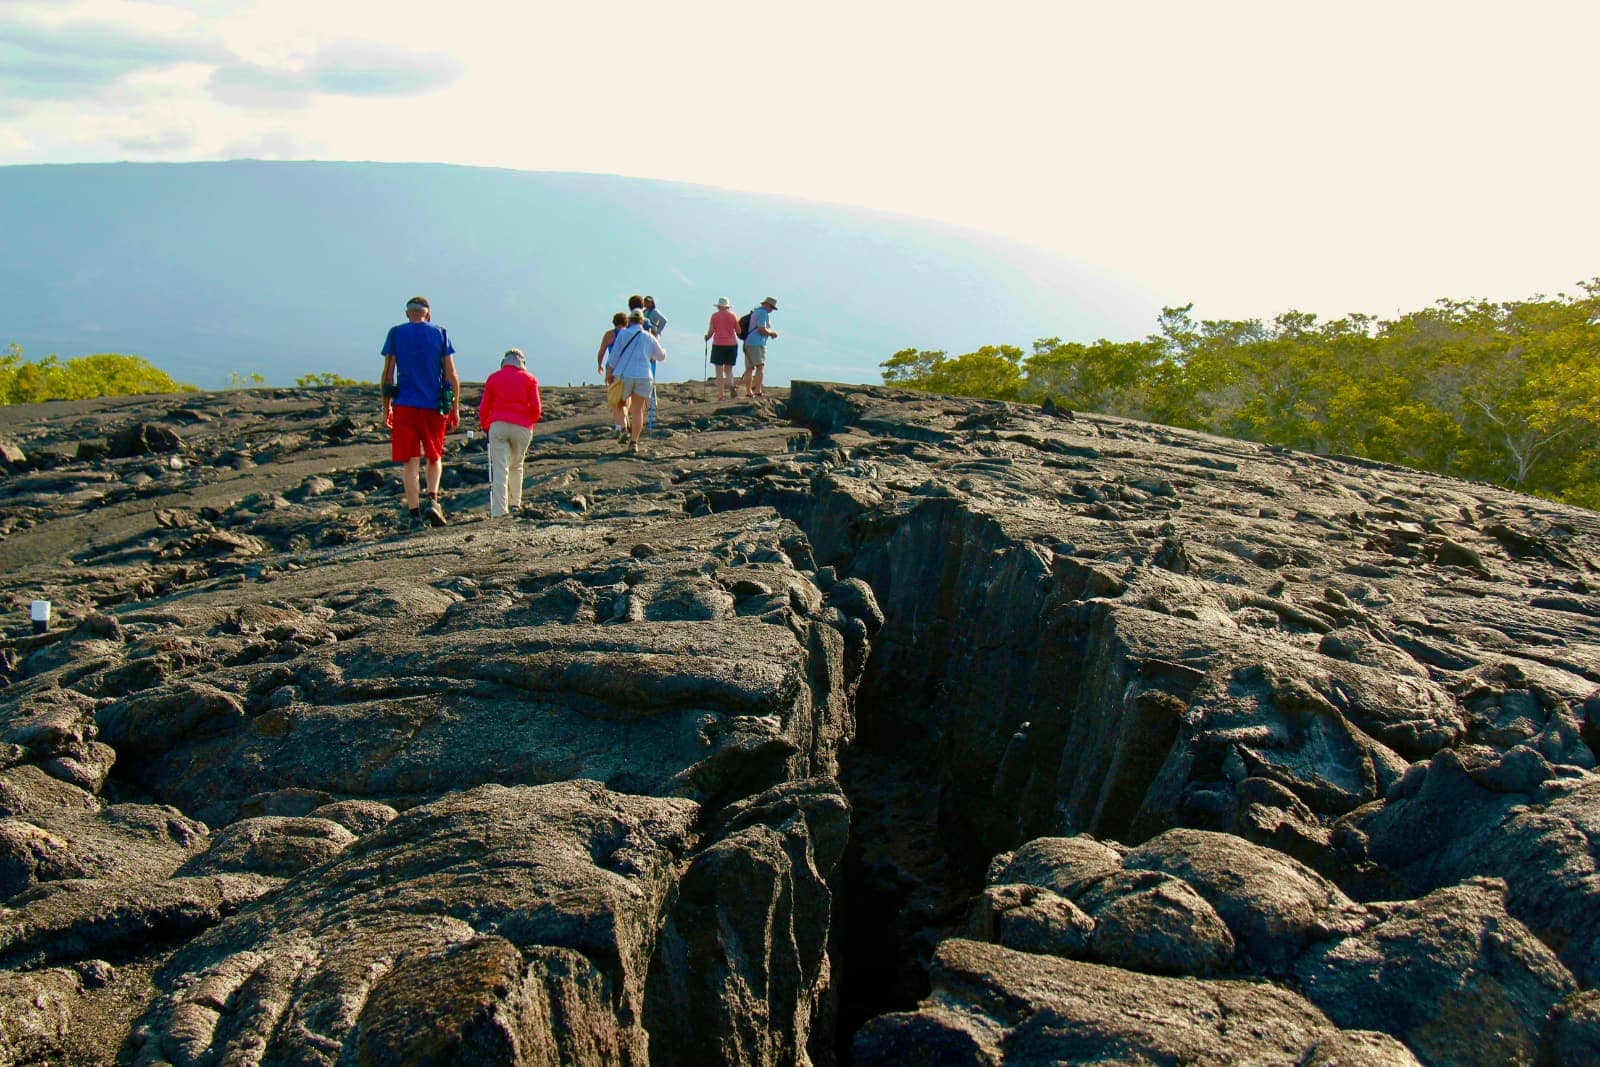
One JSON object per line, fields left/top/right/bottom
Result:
{"left": 381, "top": 296, "right": 460, "bottom": 529}
{"left": 705, "top": 297, "right": 739, "bottom": 400}
{"left": 628, "top": 294, "right": 662, "bottom": 430}
{"left": 739, "top": 296, "right": 779, "bottom": 398}
{"left": 604, "top": 307, "right": 667, "bottom": 455}
{"left": 477, "top": 348, "right": 542, "bottom": 518}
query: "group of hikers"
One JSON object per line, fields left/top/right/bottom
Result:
{"left": 379, "top": 292, "right": 780, "bottom": 528}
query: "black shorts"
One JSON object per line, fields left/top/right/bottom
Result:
{"left": 710, "top": 344, "right": 738, "bottom": 366}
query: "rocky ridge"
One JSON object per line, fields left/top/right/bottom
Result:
{"left": 0, "top": 381, "right": 1597, "bottom": 1065}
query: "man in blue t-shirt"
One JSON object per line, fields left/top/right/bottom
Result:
{"left": 381, "top": 296, "right": 461, "bottom": 528}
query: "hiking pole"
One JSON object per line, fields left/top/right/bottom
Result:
{"left": 647, "top": 358, "right": 656, "bottom": 431}
{"left": 703, "top": 338, "right": 709, "bottom": 398}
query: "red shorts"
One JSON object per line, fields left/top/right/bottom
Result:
{"left": 390, "top": 405, "right": 447, "bottom": 462}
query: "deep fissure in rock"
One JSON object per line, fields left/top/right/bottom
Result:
{"left": 811, "top": 494, "right": 1111, "bottom": 1054}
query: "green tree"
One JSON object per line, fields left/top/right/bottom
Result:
{"left": 295, "top": 372, "right": 370, "bottom": 387}
{"left": 881, "top": 280, "right": 1600, "bottom": 508}
{"left": 878, "top": 346, "right": 1023, "bottom": 400}
{"left": 880, "top": 348, "right": 948, "bottom": 387}
{"left": 1020, "top": 336, "right": 1167, "bottom": 418}
{"left": 0, "top": 345, "right": 196, "bottom": 404}
{"left": 922, "top": 345, "right": 1024, "bottom": 400}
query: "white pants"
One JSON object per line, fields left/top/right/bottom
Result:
{"left": 487, "top": 421, "right": 532, "bottom": 517}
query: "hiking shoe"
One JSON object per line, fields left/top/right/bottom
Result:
{"left": 409, "top": 511, "right": 428, "bottom": 531}
{"left": 424, "top": 501, "right": 447, "bottom": 527}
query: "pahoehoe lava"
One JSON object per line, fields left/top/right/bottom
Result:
{"left": 2, "top": 380, "right": 1598, "bottom": 1065}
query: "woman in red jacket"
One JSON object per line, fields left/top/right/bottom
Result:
{"left": 477, "top": 348, "right": 542, "bottom": 518}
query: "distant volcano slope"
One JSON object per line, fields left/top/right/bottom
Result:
{"left": 0, "top": 160, "right": 1149, "bottom": 389}
{"left": 0, "top": 382, "right": 1597, "bottom": 1065}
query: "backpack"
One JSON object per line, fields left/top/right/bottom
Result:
{"left": 736, "top": 311, "right": 752, "bottom": 341}
{"left": 436, "top": 330, "right": 454, "bottom": 414}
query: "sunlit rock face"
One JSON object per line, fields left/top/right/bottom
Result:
{"left": 1, "top": 381, "right": 1597, "bottom": 1065}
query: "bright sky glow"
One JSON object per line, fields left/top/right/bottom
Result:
{"left": 3, "top": 0, "right": 1597, "bottom": 330}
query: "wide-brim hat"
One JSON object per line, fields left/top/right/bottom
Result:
{"left": 502, "top": 349, "right": 526, "bottom": 367}
{"left": 762, "top": 297, "right": 778, "bottom": 310}
{"left": 715, "top": 297, "right": 732, "bottom": 308}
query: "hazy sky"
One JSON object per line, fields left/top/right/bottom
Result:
{"left": 4, "top": 0, "right": 1597, "bottom": 331}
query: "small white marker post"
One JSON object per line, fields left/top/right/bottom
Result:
{"left": 30, "top": 600, "right": 50, "bottom": 634}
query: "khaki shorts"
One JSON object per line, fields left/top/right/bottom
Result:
{"left": 618, "top": 377, "right": 652, "bottom": 399}
{"left": 606, "top": 378, "right": 624, "bottom": 407}
{"left": 743, "top": 344, "right": 767, "bottom": 367}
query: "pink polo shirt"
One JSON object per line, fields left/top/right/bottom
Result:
{"left": 708, "top": 308, "right": 738, "bottom": 345}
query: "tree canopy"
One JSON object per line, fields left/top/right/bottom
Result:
{"left": 882, "top": 283, "right": 1600, "bottom": 510}
{"left": 0, "top": 345, "right": 197, "bottom": 404}
{"left": 295, "top": 372, "right": 371, "bottom": 387}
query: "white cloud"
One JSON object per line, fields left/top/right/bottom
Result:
{"left": 11, "top": 0, "right": 209, "bottom": 34}
{"left": 207, "top": 63, "right": 311, "bottom": 109}
{"left": 303, "top": 40, "right": 461, "bottom": 97}
{"left": 223, "top": 126, "right": 314, "bottom": 159}
{"left": 116, "top": 124, "right": 196, "bottom": 154}
{"left": 208, "top": 39, "right": 460, "bottom": 108}
{"left": 0, "top": 7, "right": 227, "bottom": 101}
